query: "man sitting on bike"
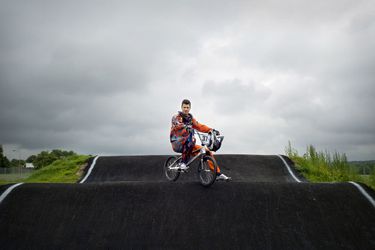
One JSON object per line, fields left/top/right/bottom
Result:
{"left": 170, "top": 99, "right": 231, "bottom": 181}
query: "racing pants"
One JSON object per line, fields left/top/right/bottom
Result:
{"left": 182, "top": 144, "right": 221, "bottom": 174}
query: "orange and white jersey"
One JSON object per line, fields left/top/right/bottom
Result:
{"left": 170, "top": 112, "right": 211, "bottom": 145}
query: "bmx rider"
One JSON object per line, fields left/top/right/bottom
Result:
{"left": 170, "top": 99, "right": 231, "bottom": 181}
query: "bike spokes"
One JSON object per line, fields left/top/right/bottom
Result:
{"left": 198, "top": 156, "right": 217, "bottom": 187}
{"left": 164, "top": 156, "right": 181, "bottom": 181}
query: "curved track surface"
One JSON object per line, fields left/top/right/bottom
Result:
{"left": 82, "top": 154, "right": 305, "bottom": 183}
{"left": 0, "top": 154, "right": 374, "bottom": 249}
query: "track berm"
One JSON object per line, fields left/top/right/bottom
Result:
{"left": 1, "top": 154, "right": 374, "bottom": 249}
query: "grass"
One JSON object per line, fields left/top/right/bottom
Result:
{"left": 0, "top": 177, "right": 27, "bottom": 185}
{"left": 0, "top": 173, "right": 33, "bottom": 182}
{"left": 285, "top": 141, "right": 375, "bottom": 190}
{"left": 0, "top": 169, "right": 34, "bottom": 185}
{"left": 0, "top": 155, "right": 91, "bottom": 185}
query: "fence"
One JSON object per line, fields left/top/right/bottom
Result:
{"left": 0, "top": 167, "right": 34, "bottom": 182}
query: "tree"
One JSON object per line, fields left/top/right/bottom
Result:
{"left": 9, "top": 159, "right": 25, "bottom": 168}
{"left": 26, "top": 155, "right": 37, "bottom": 163}
{"left": 31, "top": 149, "right": 77, "bottom": 169}
{"left": 0, "top": 145, "right": 10, "bottom": 168}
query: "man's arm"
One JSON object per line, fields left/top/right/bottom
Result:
{"left": 171, "top": 114, "right": 185, "bottom": 131}
{"left": 192, "top": 118, "right": 212, "bottom": 133}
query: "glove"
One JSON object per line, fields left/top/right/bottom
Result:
{"left": 185, "top": 124, "right": 193, "bottom": 133}
{"left": 213, "top": 129, "right": 220, "bottom": 135}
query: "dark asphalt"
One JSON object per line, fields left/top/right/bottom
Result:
{"left": 0, "top": 183, "right": 12, "bottom": 194}
{"left": 83, "top": 154, "right": 304, "bottom": 183}
{"left": 0, "top": 154, "right": 374, "bottom": 249}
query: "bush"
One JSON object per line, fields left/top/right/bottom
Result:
{"left": 29, "top": 149, "right": 77, "bottom": 169}
{"left": 285, "top": 141, "right": 374, "bottom": 190}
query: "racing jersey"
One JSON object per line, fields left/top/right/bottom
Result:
{"left": 170, "top": 112, "right": 212, "bottom": 144}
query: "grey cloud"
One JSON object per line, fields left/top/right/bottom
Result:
{"left": 1, "top": 0, "right": 375, "bottom": 160}
{"left": 202, "top": 79, "right": 271, "bottom": 114}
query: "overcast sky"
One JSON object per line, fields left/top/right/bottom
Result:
{"left": 1, "top": 0, "right": 374, "bottom": 160}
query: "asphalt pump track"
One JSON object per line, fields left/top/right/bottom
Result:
{"left": 0, "top": 154, "right": 374, "bottom": 249}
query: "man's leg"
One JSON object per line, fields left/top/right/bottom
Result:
{"left": 191, "top": 145, "right": 221, "bottom": 174}
{"left": 181, "top": 140, "right": 194, "bottom": 164}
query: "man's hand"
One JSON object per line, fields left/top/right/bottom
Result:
{"left": 185, "top": 124, "right": 193, "bottom": 133}
{"left": 212, "top": 129, "right": 220, "bottom": 135}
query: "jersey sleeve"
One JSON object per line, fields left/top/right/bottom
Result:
{"left": 192, "top": 118, "right": 212, "bottom": 133}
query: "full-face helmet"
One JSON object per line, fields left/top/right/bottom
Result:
{"left": 208, "top": 130, "right": 224, "bottom": 152}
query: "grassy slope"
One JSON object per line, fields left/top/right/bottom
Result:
{"left": 292, "top": 155, "right": 375, "bottom": 190}
{"left": 286, "top": 143, "right": 375, "bottom": 190}
{"left": 0, "top": 155, "right": 91, "bottom": 185}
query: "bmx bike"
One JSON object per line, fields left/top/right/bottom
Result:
{"left": 164, "top": 130, "right": 224, "bottom": 187}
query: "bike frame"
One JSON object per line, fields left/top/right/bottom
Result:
{"left": 168, "top": 130, "right": 222, "bottom": 171}
{"left": 168, "top": 147, "right": 206, "bottom": 170}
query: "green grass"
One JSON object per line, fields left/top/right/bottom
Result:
{"left": 0, "top": 173, "right": 33, "bottom": 181}
{"left": 0, "top": 155, "right": 91, "bottom": 185}
{"left": 285, "top": 141, "right": 375, "bottom": 190}
{"left": 0, "top": 177, "right": 27, "bottom": 185}
{"left": 0, "top": 169, "right": 34, "bottom": 185}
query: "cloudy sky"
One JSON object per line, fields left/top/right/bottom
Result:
{"left": 1, "top": 0, "right": 374, "bottom": 160}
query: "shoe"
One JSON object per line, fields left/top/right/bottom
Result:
{"left": 216, "top": 173, "right": 231, "bottom": 181}
{"left": 178, "top": 163, "right": 188, "bottom": 170}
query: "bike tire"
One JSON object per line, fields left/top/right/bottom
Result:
{"left": 198, "top": 155, "right": 218, "bottom": 187}
{"left": 164, "top": 156, "right": 181, "bottom": 181}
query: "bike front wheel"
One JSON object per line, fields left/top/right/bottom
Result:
{"left": 164, "top": 156, "right": 181, "bottom": 181}
{"left": 198, "top": 155, "right": 218, "bottom": 187}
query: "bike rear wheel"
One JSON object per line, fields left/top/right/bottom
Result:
{"left": 164, "top": 156, "right": 181, "bottom": 181}
{"left": 198, "top": 155, "right": 218, "bottom": 187}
